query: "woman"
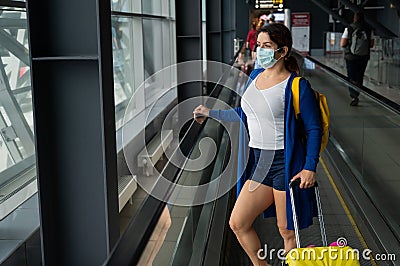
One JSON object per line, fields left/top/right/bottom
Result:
{"left": 193, "top": 24, "right": 322, "bottom": 266}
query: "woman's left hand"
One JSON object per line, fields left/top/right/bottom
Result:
{"left": 291, "top": 170, "right": 316, "bottom": 189}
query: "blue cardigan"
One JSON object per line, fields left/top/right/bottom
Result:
{"left": 209, "top": 69, "right": 322, "bottom": 230}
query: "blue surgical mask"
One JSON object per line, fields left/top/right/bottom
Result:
{"left": 256, "top": 47, "right": 282, "bottom": 69}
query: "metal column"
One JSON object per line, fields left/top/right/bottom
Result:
{"left": 26, "top": 0, "right": 119, "bottom": 264}
{"left": 176, "top": 0, "right": 203, "bottom": 102}
{"left": 222, "top": 0, "right": 235, "bottom": 64}
{"left": 206, "top": 0, "right": 222, "bottom": 64}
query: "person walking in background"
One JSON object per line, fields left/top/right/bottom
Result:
{"left": 258, "top": 14, "right": 268, "bottom": 29}
{"left": 193, "top": 24, "right": 322, "bottom": 265}
{"left": 263, "top": 13, "right": 275, "bottom": 27}
{"left": 246, "top": 22, "right": 258, "bottom": 62}
{"left": 268, "top": 14, "right": 275, "bottom": 24}
{"left": 340, "top": 11, "right": 374, "bottom": 106}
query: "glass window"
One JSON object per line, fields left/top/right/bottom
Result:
{"left": 143, "top": 18, "right": 164, "bottom": 106}
{"left": 0, "top": 9, "right": 34, "bottom": 174}
{"left": 112, "top": 16, "right": 135, "bottom": 128}
{"left": 0, "top": 7, "right": 37, "bottom": 223}
{"left": 161, "top": 0, "right": 170, "bottom": 17}
{"left": 112, "top": 15, "right": 176, "bottom": 155}
{"left": 111, "top": 0, "right": 141, "bottom": 13}
{"left": 169, "top": 0, "right": 175, "bottom": 19}
{"left": 142, "top": 0, "right": 162, "bottom": 16}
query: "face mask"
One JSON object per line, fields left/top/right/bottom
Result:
{"left": 256, "top": 47, "right": 282, "bottom": 69}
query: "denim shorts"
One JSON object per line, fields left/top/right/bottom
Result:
{"left": 246, "top": 148, "right": 285, "bottom": 191}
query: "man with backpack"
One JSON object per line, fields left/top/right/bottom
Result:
{"left": 340, "top": 11, "right": 374, "bottom": 106}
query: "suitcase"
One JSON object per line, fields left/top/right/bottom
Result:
{"left": 285, "top": 179, "right": 360, "bottom": 266}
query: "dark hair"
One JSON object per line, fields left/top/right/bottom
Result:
{"left": 354, "top": 11, "right": 364, "bottom": 23}
{"left": 269, "top": 14, "right": 275, "bottom": 22}
{"left": 257, "top": 24, "right": 299, "bottom": 74}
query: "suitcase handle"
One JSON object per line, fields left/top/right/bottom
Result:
{"left": 289, "top": 178, "right": 327, "bottom": 248}
{"left": 289, "top": 178, "right": 319, "bottom": 188}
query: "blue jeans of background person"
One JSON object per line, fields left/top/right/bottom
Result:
{"left": 345, "top": 58, "right": 369, "bottom": 99}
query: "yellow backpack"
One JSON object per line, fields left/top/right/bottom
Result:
{"left": 291, "top": 77, "right": 330, "bottom": 153}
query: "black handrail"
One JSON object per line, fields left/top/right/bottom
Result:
{"left": 104, "top": 42, "right": 246, "bottom": 266}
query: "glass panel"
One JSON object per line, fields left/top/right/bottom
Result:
{"left": 0, "top": 7, "right": 37, "bottom": 229}
{"left": 142, "top": 0, "right": 162, "bottom": 16}
{"left": 161, "top": 0, "right": 169, "bottom": 17}
{"left": 112, "top": 16, "right": 135, "bottom": 128}
{"left": 143, "top": 18, "right": 164, "bottom": 107}
{"left": 111, "top": 0, "right": 141, "bottom": 13}
{"left": 301, "top": 57, "right": 400, "bottom": 240}
{"left": 169, "top": 0, "right": 175, "bottom": 19}
{"left": 318, "top": 33, "right": 400, "bottom": 101}
{"left": 361, "top": 112, "right": 400, "bottom": 238}
{"left": 0, "top": 9, "right": 34, "bottom": 174}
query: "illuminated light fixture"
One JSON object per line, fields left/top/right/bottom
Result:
{"left": 255, "top": 4, "right": 259, "bottom": 8}
{"left": 279, "top": 4, "right": 283, "bottom": 8}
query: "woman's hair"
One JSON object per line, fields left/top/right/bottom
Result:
{"left": 354, "top": 11, "right": 364, "bottom": 23}
{"left": 257, "top": 23, "right": 299, "bottom": 74}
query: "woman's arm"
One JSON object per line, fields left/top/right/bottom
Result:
{"left": 299, "top": 79, "right": 322, "bottom": 172}
{"left": 340, "top": 37, "right": 348, "bottom": 48}
{"left": 290, "top": 79, "right": 322, "bottom": 189}
{"left": 193, "top": 69, "right": 262, "bottom": 124}
{"left": 193, "top": 105, "right": 244, "bottom": 123}
{"left": 340, "top": 27, "right": 349, "bottom": 48}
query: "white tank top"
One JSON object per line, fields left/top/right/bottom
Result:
{"left": 241, "top": 76, "right": 288, "bottom": 150}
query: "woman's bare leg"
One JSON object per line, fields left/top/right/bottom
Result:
{"left": 229, "top": 180, "right": 274, "bottom": 266}
{"left": 273, "top": 189, "right": 296, "bottom": 253}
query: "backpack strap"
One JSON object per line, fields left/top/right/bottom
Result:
{"left": 291, "top": 77, "right": 301, "bottom": 119}
{"left": 347, "top": 24, "right": 356, "bottom": 47}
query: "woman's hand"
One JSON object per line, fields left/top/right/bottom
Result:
{"left": 193, "top": 105, "right": 210, "bottom": 124}
{"left": 291, "top": 170, "right": 316, "bottom": 189}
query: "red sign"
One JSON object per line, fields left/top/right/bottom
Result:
{"left": 291, "top": 13, "right": 310, "bottom": 27}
